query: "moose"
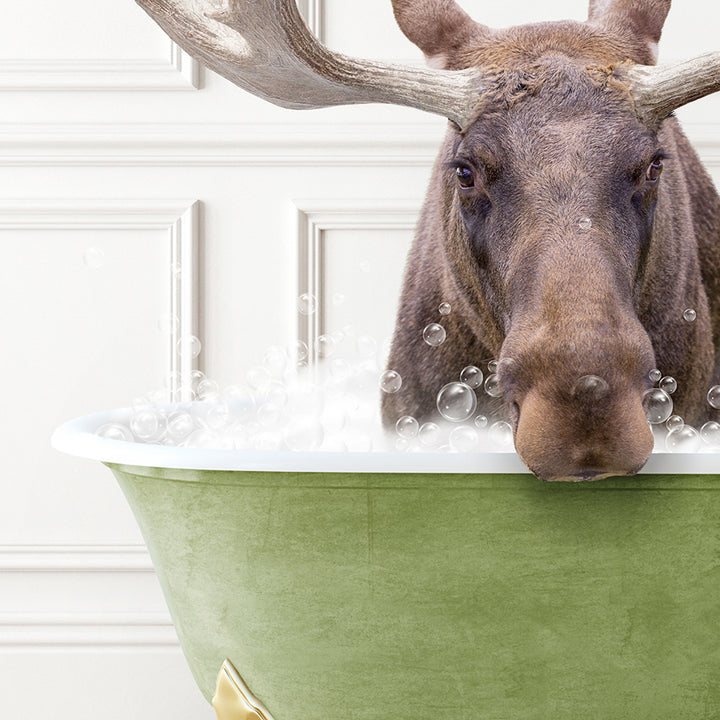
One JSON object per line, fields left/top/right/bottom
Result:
{"left": 133, "top": 0, "right": 720, "bottom": 481}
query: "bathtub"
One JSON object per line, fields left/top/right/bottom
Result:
{"left": 52, "top": 407, "right": 720, "bottom": 719}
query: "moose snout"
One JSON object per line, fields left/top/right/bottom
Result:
{"left": 512, "top": 384, "right": 654, "bottom": 482}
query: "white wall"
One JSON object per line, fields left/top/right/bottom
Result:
{"left": 0, "top": 1, "right": 717, "bottom": 718}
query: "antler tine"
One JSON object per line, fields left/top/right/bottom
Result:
{"left": 626, "top": 51, "right": 720, "bottom": 125}
{"left": 134, "top": 0, "right": 489, "bottom": 130}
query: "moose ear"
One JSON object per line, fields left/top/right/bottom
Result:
{"left": 587, "top": 0, "right": 672, "bottom": 63}
{"left": 391, "top": 0, "right": 489, "bottom": 69}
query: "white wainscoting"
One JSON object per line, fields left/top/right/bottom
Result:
{"left": 1, "top": 0, "right": 718, "bottom": 718}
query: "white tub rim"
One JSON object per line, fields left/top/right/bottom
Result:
{"left": 51, "top": 407, "right": 719, "bottom": 475}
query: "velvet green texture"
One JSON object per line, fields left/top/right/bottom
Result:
{"left": 107, "top": 464, "right": 720, "bottom": 719}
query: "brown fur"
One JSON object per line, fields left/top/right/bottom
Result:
{"left": 382, "top": 0, "right": 720, "bottom": 480}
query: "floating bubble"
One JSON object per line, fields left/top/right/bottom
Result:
{"left": 423, "top": 323, "right": 446, "bottom": 347}
{"left": 665, "top": 415, "right": 684, "bottom": 432}
{"left": 436, "top": 382, "right": 477, "bottom": 422}
{"left": 166, "top": 412, "right": 194, "bottom": 441}
{"left": 227, "top": 424, "right": 251, "bottom": 450}
{"left": 666, "top": 425, "right": 701, "bottom": 453}
{"left": 396, "top": 415, "right": 419, "bottom": 439}
{"left": 96, "top": 423, "right": 133, "bottom": 441}
{"left": 395, "top": 437, "right": 410, "bottom": 452}
{"left": 700, "top": 421, "right": 720, "bottom": 448}
{"left": 418, "top": 422, "right": 442, "bottom": 448}
{"left": 439, "top": 302, "right": 452, "bottom": 316}
{"left": 332, "top": 292, "right": 346, "bottom": 307}
{"left": 487, "top": 360, "right": 498, "bottom": 373}
{"left": 474, "top": 414, "right": 489, "bottom": 429}
{"left": 170, "top": 262, "right": 182, "bottom": 279}
{"left": 449, "top": 425, "right": 479, "bottom": 452}
{"left": 247, "top": 366, "right": 272, "bottom": 391}
{"left": 707, "top": 385, "right": 720, "bottom": 409}
{"left": 357, "top": 335, "right": 377, "bottom": 359}
{"left": 571, "top": 374, "right": 609, "bottom": 401}
{"left": 177, "top": 335, "right": 202, "bottom": 359}
{"left": 257, "top": 402, "right": 283, "bottom": 429}
{"left": 206, "top": 403, "right": 231, "bottom": 431}
{"left": 83, "top": 247, "right": 105, "bottom": 269}
{"left": 649, "top": 369, "right": 662, "bottom": 384}
{"left": 484, "top": 374, "right": 502, "bottom": 397}
{"left": 295, "top": 340, "right": 309, "bottom": 365}
{"left": 316, "top": 334, "right": 336, "bottom": 358}
{"left": 379, "top": 370, "right": 402, "bottom": 394}
{"left": 659, "top": 376, "right": 677, "bottom": 395}
{"left": 460, "top": 365, "right": 483, "bottom": 389}
{"left": 578, "top": 217, "right": 592, "bottom": 231}
{"left": 130, "top": 408, "right": 160, "bottom": 440}
{"left": 489, "top": 421, "right": 513, "bottom": 447}
{"left": 264, "top": 381, "right": 289, "bottom": 408}
{"left": 157, "top": 314, "right": 179, "bottom": 335}
{"left": 263, "top": 345, "right": 287, "bottom": 376}
{"left": 683, "top": 308, "right": 696, "bottom": 322}
{"left": 329, "top": 358, "right": 352, "bottom": 383}
{"left": 197, "top": 378, "right": 220, "bottom": 400}
{"left": 642, "top": 388, "right": 673, "bottom": 424}
{"left": 297, "top": 293, "right": 317, "bottom": 315}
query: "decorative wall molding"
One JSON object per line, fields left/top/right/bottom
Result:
{"left": 297, "top": 0, "right": 324, "bottom": 41}
{"left": 0, "top": 199, "right": 200, "bottom": 398}
{"left": 0, "top": 42, "right": 199, "bottom": 91}
{"left": 0, "top": 121, "right": 447, "bottom": 167}
{"left": 294, "top": 199, "right": 419, "bottom": 362}
{"left": 0, "top": 121, "right": 716, "bottom": 168}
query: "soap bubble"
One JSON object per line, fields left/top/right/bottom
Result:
{"left": 659, "top": 376, "right": 677, "bottom": 395}
{"left": 642, "top": 388, "right": 673, "bottom": 424}
{"left": 329, "top": 358, "right": 352, "bottom": 383}
{"left": 396, "top": 415, "right": 419, "bottom": 439}
{"left": 197, "top": 378, "right": 220, "bottom": 400}
{"left": 206, "top": 403, "right": 231, "bottom": 431}
{"left": 474, "top": 414, "right": 489, "bottom": 429}
{"left": 648, "top": 369, "right": 662, "bottom": 384}
{"left": 257, "top": 402, "right": 283, "bottom": 429}
{"left": 436, "top": 382, "right": 477, "bottom": 422}
{"left": 288, "top": 383, "right": 324, "bottom": 417}
{"left": 297, "top": 293, "right": 317, "bottom": 315}
{"left": 449, "top": 425, "right": 479, "bottom": 452}
{"left": 707, "top": 385, "right": 720, "bottom": 409}
{"left": 700, "top": 421, "right": 720, "bottom": 448}
{"left": 166, "top": 412, "right": 194, "bottom": 441}
{"left": 484, "top": 373, "right": 502, "bottom": 397}
{"left": 666, "top": 425, "right": 701, "bottom": 453}
{"left": 423, "top": 323, "right": 446, "bottom": 347}
{"left": 379, "top": 370, "right": 402, "bottom": 394}
{"left": 460, "top": 365, "right": 483, "bottom": 389}
{"left": 247, "top": 366, "right": 272, "bottom": 391}
{"left": 665, "top": 415, "right": 684, "bottom": 432}
{"left": 227, "top": 424, "right": 251, "bottom": 450}
{"left": 264, "top": 381, "right": 289, "bottom": 408}
{"left": 418, "top": 422, "right": 442, "bottom": 448}
{"left": 177, "top": 335, "right": 201, "bottom": 359}
{"left": 487, "top": 360, "right": 498, "bottom": 373}
{"left": 332, "top": 292, "right": 345, "bottom": 307}
{"left": 683, "top": 308, "right": 696, "bottom": 322}
{"left": 439, "top": 302, "right": 452, "bottom": 315}
{"left": 578, "top": 217, "right": 592, "bottom": 231}
{"left": 572, "top": 374, "right": 609, "bottom": 401}
{"left": 157, "top": 314, "right": 179, "bottom": 335}
{"left": 283, "top": 417, "right": 324, "bottom": 451}
{"left": 316, "top": 334, "right": 336, "bottom": 358}
{"left": 295, "top": 340, "right": 309, "bottom": 365}
{"left": 263, "top": 345, "right": 287, "bottom": 377}
{"left": 96, "top": 423, "right": 133, "bottom": 441}
{"left": 130, "top": 408, "right": 160, "bottom": 440}
{"left": 489, "top": 421, "right": 513, "bottom": 447}
{"left": 83, "top": 247, "right": 105, "bottom": 269}
{"left": 356, "top": 335, "right": 377, "bottom": 359}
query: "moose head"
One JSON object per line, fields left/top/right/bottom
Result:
{"left": 134, "top": 0, "right": 720, "bottom": 481}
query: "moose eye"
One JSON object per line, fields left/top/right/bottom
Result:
{"left": 456, "top": 166, "right": 475, "bottom": 189}
{"left": 646, "top": 158, "right": 663, "bottom": 183}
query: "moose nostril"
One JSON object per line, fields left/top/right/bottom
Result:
{"left": 571, "top": 374, "right": 610, "bottom": 402}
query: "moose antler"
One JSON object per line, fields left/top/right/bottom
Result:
{"left": 134, "top": 0, "right": 489, "bottom": 130}
{"left": 626, "top": 51, "right": 720, "bottom": 125}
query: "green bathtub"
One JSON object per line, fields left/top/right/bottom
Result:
{"left": 53, "top": 409, "right": 720, "bottom": 719}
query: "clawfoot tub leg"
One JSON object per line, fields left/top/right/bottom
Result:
{"left": 212, "top": 660, "right": 276, "bottom": 720}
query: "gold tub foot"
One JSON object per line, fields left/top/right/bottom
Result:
{"left": 212, "top": 659, "right": 275, "bottom": 720}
